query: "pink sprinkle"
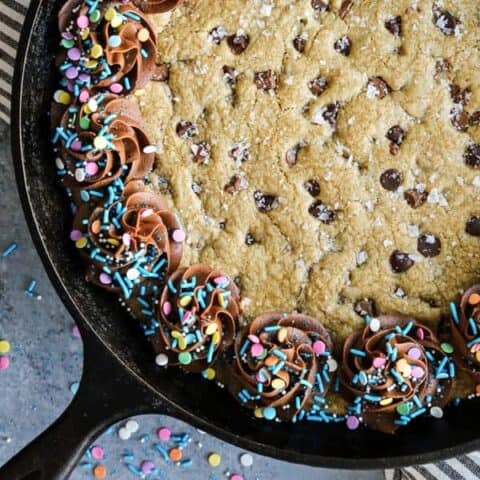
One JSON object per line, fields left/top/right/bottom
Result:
{"left": 416, "top": 328, "right": 425, "bottom": 340}
{"left": 62, "top": 32, "right": 73, "bottom": 40}
{"left": 70, "top": 230, "right": 82, "bottom": 241}
{"left": 67, "top": 48, "right": 81, "bottom": 61}
{"left": 248, "top": 334, "right": 260, "bottom": 344}
{"left": 372, "top": 356, "right": 386, "bottom": 369}
{"left": 407, "top": 347, "right": 422, "bottom": 360}
{"left": 79, "top": 90, "right": 90, "bottom": 103}
{"left": 182, "top": 311, "right": 192, "bottom": 324}
{"left": 250, "top": 343, "right": 264, "bottom": 357}
{"left": 90, "top": 445, "right": 104, "bottom": 460}
{"left": 110, "top": 83, "right": 124, "bottom": 94}
{"left": 157, "top": 427, "right": 171, "bottom": 441}
{"left": 76, "top": 15, "right": 89, "bottom": 29}
{"left": 141, "top": 461, "right": 155, "bottom": 474}
{"left": 346, "top": 415, "right": 360, "bottom": 430}
{"left": 472, "top": 344, "right": 480, "bottom": 353}
{"left": 141, "top": 208, "right": 154, "bottom": 218}
{"left": 313, "top": 340, "right": 326, "bottom": 355}
{"left": 162, "top": 301, "right": 172, "bottom": 316}
{"left": 71, "top": 325, "right": 81, "bottom": 338}
{"left": 411, "top": 366, "right": 424, "bottom": 379}
{"left": 66, "top": 81, "right": 74, "bottom": 93}
{"left": 85, "top": 162, "right": 99, "bottom": 176}
{"left": 99, "top": 273, "right": 112, "bottom": 285}
{"left": 172, "top": 229, "right": 186, "bottom": 243}
{"left": 230, "top": 475, "right": 244, "bottom": 480}
{"left": 122, "top": 233, "right": 131, "bottom": 247}
{"left": 0, "top": 356, "right": 9, "bottom": 370}
{"left": 65, "top": 66, "right": 79, "bottom": 79}
{"left": 213, "top": 275, "right": 228, "bottom": 285}
{"left": 70, "top": 139, "right": 82, "bottom": 151}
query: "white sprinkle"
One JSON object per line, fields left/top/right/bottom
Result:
{"left": 75, "top": 168, "right": 86, "bottom": 182}
{"left": 369, "top": 318, "right": 380, "bottom": 332}
{"left": 118, "top": 428, "right": 131, "bottom": 440}
{"left": 240, "top": 453, "right": 254, "bottom": 467}
{"left": 143, "top": 145, "right": 158, "bottom": 154}
{"left": 327, "top": 358, "right": 338, "bottom": 372}
{"left": 430, "top": 406, "right": 443, "bottom": 419}
{"left": 473, "top": 176, "right": 480, "bottom": 188}
{"left": 126, "top": 268, "right": 140, "bottom": 281}
{"left": 55, "top": 158, "right": 65, "bottom": 170}
{"left": 126, "top": 420, "right": 139, "bottom": 433}
{"left": 155, "top": 353, "right": 169, "bottom": 367}
{"left": 383, "top": 239, "right": 393, "bottom": 248}
{"left": 356, "top": 250, "right": 368, "bottom": 266}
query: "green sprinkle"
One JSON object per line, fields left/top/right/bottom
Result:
{"left": 79, "top": 117, "right": 91, "bottom": 130}
{"left": 441, "top": 342, "right": 454, "bottom": 354}
{"left": 396, "top": 403, "right": 410, "bottom": 415}
{"left": 178, "top": 351, "right": 192, "bottom": 365}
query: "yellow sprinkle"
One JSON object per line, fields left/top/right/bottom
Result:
{"left": 94, "top": 136, "right": 108, "bottom": 150}
{"left": 104, "top": 7, "right": 116, "bottom": 21}
{"left": 179, "top": 296, "right": 192, "bottom": 307}
{"left": 205, "top": 323, "right": 218, "bottom": 336}
{"left": 75, "top": 237, "right": 88, "bottom": 249}
{"left": 217, "top": 292, "right": 225, "bottom": 306}
{"left": 254, "top": 408, "right": 263, "bottom": 418}
{"left": 137, "top": 28, "right": 150, "bottom": 42}
{"left": 208, "top": 453, "right": 221, "bottom": 467}
{"left": 380, "top": 397, "right": 393, "bottom": 406}
{"left": 476, "top": 351, "right": 480, "bottom": 363}
{"left": 85, "top": 59, "right": 98, "bottom": 69}
{"left": 395, "top": 358, "right": 411, "bottom": 377}
{"left": 0, "top": 340, "right": 10, "bottom": 354}
{"left": 177, "top": 337, "right": 186, "bottom": 350}
{"left": 90, "top": 44, "right": 103, "bottom": 59}
{"left": 80, "top": 28, "right": 89, "bottom": 40}
{"left": 271, "top": 378, "right": 285, "bottom": 390}
{"left": 171, "top": 331, "right": 182, "bottom": 339}
{"left": 110, "top": 14, "right": 123, "bottom": 28}
{"left": 54, "top": 90, "right": 71, "bottom": 105}
{"left": 212, "top": 331, "right": 220, "bottom": 345}
{"left": 204, "top": 368, "right": 216, "bottom": 380}
{"left": 106, "top": 238, "right": 120, "bottom": 246}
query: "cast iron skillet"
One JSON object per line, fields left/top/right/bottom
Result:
{"left": 2, "top": 0, "right": 480, "bottom": 478}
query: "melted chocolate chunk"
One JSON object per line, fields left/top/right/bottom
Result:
{"left": 191, "top": 141, "right": 211, "bottom": 164}
{"left": 152, "top": 63, "right": 170, "bottom": 81}
{"left": 224, "top": 174, "right": 248, "bottom": 194}
{"left": 386, "top": 125, "right": 405, "bottom": 145}
{"left": 227, "top": 32, "right": 250, "bottom": 54}
{"left": 450, "top": 84, "right": 472, "bottom": 106}
{"left": 469, "top": 111, "right": 480, "bottom": 127}
{"left": 321, "top": 102, "right": 340, "bottom": 126}
{"left": 308, "top": 76, "right": 328, "bottom": 96}
{"left": 209, "top": 26, "right": 226, "bottom": 44}
{"left": 308, "top": 200, "right": 336, "bottom": 223}
{"left": 230, "top": 142, "right": 249, "bottom": 163}
{"left": 334, "top": 36, "right": 352, "bottom": 56}
{"left": 339, "top": 0, "right": 353, "bottom": 19}
{"left": 389, "top": 143, "right": 399, "bottom": 155}
{"left": 254, "top": 191, "right": 279, "bottom": 213}
{"left": 466, "top": 216, "right": 480, "bottom": 237}
{"left": 464, "top": 144, "right": 480, "bottom": 168}
{"left": 219, "top": 221, "right": 226, "bottom": 230}
{"left": 223, "top": 65, "right": 238, "bottom": 87}
{"left": 254, "top": 70, "right": 278, "bottom": 91}
{"left": 380, "top": 169, "right": 403, "bottom": 191}
{"left": 433, "top": 4, "right": 461, "bottom": 36}
{"left": 417, "top": 234, "right": 441, "bottom": 257}
{"left": 311, "top": 0, "right": 328, "bottom": 12}
{"left": 450, "top": 107, "right": 469, "bottom": 132}
{"left": 390, "top": 250, "right": 414, "bottom": 273}
{"left": 245, "top": 232, "right": 256, "bottom": 245}
{"left": 354, "top": 298, "right": 376, "bottom": 318}
{"left": 434, "top": 58, "right": 451, "bottom": 79}
{"left": 176, "top": 121, "right": 198, "bottom": 139}
{"left": 385, "top": 16, "right": 402, "bottom": 36}
{"left": 367, "top": 76, "right": 391, "bottom": 99}
{"left": 293, "top": 34, "right": 307, "bottom": 53}
{"left": 404, "top": 189, "right": 428, "bottom": 208}
{"left": 304, "top": 179, "right": 321, "bottom": 197}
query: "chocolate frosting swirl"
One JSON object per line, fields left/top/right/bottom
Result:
{"left": 340, "top": 316, "right": 454, "bottom": 433}
{"left": 152, "top": 265, "right": 240, "bottom": 372}
{"left": 133, "top": 0, "right": 182, "bottom": 14}
{"left": 58, "top": 0, "right": 157, "bottom": 92}
{"left": 449, "top": 285, "right": 480, "bottom": 382}
{"left": 72, "top": 189, "right": 183, "bottom": 299}
{"left": 55, "top": 93, "right": 154, "bottom": 197}
{"left": 228, "top": 312, "right": 335, "bottom": 422}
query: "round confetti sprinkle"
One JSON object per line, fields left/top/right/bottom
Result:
{"left": 178, "top": 351, "right": 192, "bottom": 365}
{"left": 94, "top": 136, "right": 108, "bottom": 150}
{"left": 126, "top": 268, "right": 140, "bottom": 281}
{"left": 70, "top": 230, "right": 82, "bottom": 241}
{"left": 110, "top": 83, "right": 123, "bottom": 94}
{"left": 71, "top": 325, "right": 81, "bottom": 338}
{"left": 441, "top": 342, "right": 454, "bottom": 354}
{"left": 208, "top": 452, "right": 221, "bottom": 467}
{"left": 230, "top": 475, "right": 243, "bottom": 480}
{"left": 67, "top": 47, "right": 81, "bottom": 61}
{"left": 90, "top": 44, "right": 103, "bottom": 58}
{"left": 70, "top": 382, "right": 79, "bottom": 394}
{"left": 369, "top": 317, "right": 380, "bottom": 332}
{"left": 172, "top": 229, "right": 186, "bottom": 243}
{"left": 157, "top": 427, "right": 171, "bottom": 441}
{"left": 203, "top": 368, "right": 216, "bottom": 380}
{"left": 88, "top": 98, "right": 98, "bottom": 112}
{"left": 327, "top": 358, "right": 338, "bottom": 372}
{"left": 430, "top": 406, "right": 444, "bottom": 419}
{"left": 407, "top": 347, "right": 422, "bottom": 360}
{"left": 396, "top": 403, "right": 410, "bottom": 416}
{"left": 346, "top": 415, "right": 360, "bottom": 430}
{"left": 92, "top": 464, "right": 106, "bottom": 479}
{"left": 65, "top": 66, "right": 79, "bottom": 79}
{"left": 137, "top": 27, "right": 150, "bottom": 42}
{"left": 155, "top": 353, "right": 169, "bottom": 367}
{"left": 250, "top": 343, "right": 264, "bottom": 357}
{"left": 76, "top": 15, "right": 89, "bottom": 29}
{"left": 141, "top": 460, "right": 155, "bottom": 474}
{"left": 411, "top": 366, "right": 425, "bottom": 379}
{"left": 108, "top": 35, "right": 121, "bottom": 47}
{"left": 0, "top": 356, "right": 9, "bottom": 370}
{"left": 91, "top": 445, "right": 104, "bottom": 460}
{"left": 169, "top": 447, "right": 182, "bottom": 462}
{"left": 0, "top": 340, "right": 11, "bottom": 354}
{"left": 126, "top": 420, "right": 139, "bottom": 433}
{"left": 263, "top": 406, "right": 277, "bottom": 420}
{"left": 85, "top": 162, "right": 99, "bottom": 176}
{"left": 313, "top": 340, "right": 326, "bottom": 355}
{"left": 372, "top": 356, "right": 386, "bottom": 369}
{"left": 99, "top": 273, "right": 112, "bottom": 285}
{"left": 240, "top": 453, "right": 253, "bottom": 467}
{"left": 118, "top": 427, "right": 131, "bottom": 440}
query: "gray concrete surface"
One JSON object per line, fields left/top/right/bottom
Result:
{"left": 0, "top": 121, "right": 383, "bottom": 479}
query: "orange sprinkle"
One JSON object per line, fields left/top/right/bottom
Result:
{"left": 265, "top": 355, "right": 278, "bottom": 367}
{"left": 469, "top": 293, "right": 480, "bottom": 305}
{"left": 93, "top": 464, "right": 107, "bottom": 479}
{"left": 91, "top": 220, "right": 101, "bottom": 234}
{"left": 475, "top": 384, "right": 480, "bottom": 395}
{"left": 169, "top": 447, "right": 183, "bottom": 462}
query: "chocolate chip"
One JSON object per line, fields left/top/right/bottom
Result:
{"left": 321, "top": 102, "right": 340, "bottom": 126}
{"left": 466, "top": 216, "right": 480, "bottom": 236}
{"left": 191, "top": 141, "right": 211, "bottom": 164}
{"left": 293, "top": 34, "right": 307, "bottom": 53}
{"left": 464, "top": 144, "right": 480, "bottom": 168}
{"left": 386, "top": 125, "right": 405, "bottom": 145}
{"left": 230, "top": 142, "right": 249, "bottom": 163}
{"left": 311, "top": 0, "right": 328, "bottom": 12}
{"left": 254, "top": 191, "right": 279, "bottom": 213}
{"left": 389, "top": 143, "right": 399, "bottom": 155}
{"left": 254, "top": 70, "right": 278, "bottom": 92}
{"left": 470, "top": 111, "right": 480, "bottom": 127}
{"left": 308, "top": 76, "right": 328, "bottom": 96}
{"left": 354, "top": 298, "right": 376, "bottom": 318}
{"left": 245, "top": 232, "right": 256, "bottom": 245}
{"left": 209, "top": 26, "right": 226, "bottom": 44}
{"left": 155, "top": 176, "right": 172, "bottom": 195}
{"left": 333, "top": 36, "right": 351, "bottom": 56}
{"left": 450, "top": 107, "right": 469, "bottom": 132}
{"left": 389, "top": 250, "right": 414, "bottom": 273}
{"left": 219, "top": 221, "right": 226, "bottom": 230}
{"left": 380, "top": 169, "right": 403, "bottom": 191}
{"left": 224, "top": 174, "right": 248, "bottom": 194}
{"left": 449, "top": 84, "right": 472, "bottom": 106}
{"left": 308, "top": 200, "right": 336, "bottom": 223}
{"left": 339, "top": 0, "right": 353, "bottom": 19}
{"left": 404, "top": 189, "right": 428, "bottom": 208}
{"left": 227, "top": 32, "right": 250, "bottom": 54}
{"left": 417, "top": 234, "right": 441, "bottom": 257}
{"left": 434, "top": 58, "right": 451, "bottom": 80}
{"left": 285, "top": 145, "right": 300, "bottom": 166}
{"left": 176, "top": 121, "right": 198, "bottom": 139}
{"left": 433, "top": 4, "right": 460, "bottom": 36}
{"left": 223, "top": 65, "right": 238, "bottom": 87}
{"left": 367, "top": 77, "right": 391, "bottom": 99}
{"left": 304, "top": 179, "right": 321, "bottom": 197}
{"left": 385, "top": 16, "right": 402, "bottom": 36}
{"left": 152, "top": 63, "right": 170, "bottom": 81}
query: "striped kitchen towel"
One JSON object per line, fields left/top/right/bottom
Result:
{"left": 0, "top": 1, "right": 479, "bottom": 479}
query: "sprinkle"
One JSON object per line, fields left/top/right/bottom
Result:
{"left": 92, "top": 464, "right": 106, "bottom": 479}
{"left": 0, "top": 356, "right": 10, "bottom": 370}
{"left": 143, "top": 144, "right": 158, "bottom": 154}
{"left": 469, "top": 294, "right": 480, "bottom": 305}
{"left": 407, "top": 347, "right": 422, "bottom": 360}
{"left": 203, "top": 368, "right": 216, "bottom": 380}
{"left": 169, "top": 447, "right": 182, "bottom": 462}
{"left": 208, "top": 452, "right": 221, "bottom": 467}
{"left": 137, "top": 27, "right": 150, "bottom": 42}
{"left": 70, "top": 382, "right": 79, "bottom": 394}
{"left": 125, "top": 420, "right": 139, "bottom": 433}
{"left": 1, "top": 243, "right": 17, "bottom": 257}
{"left": 369, "top": 317, "right": 380, "bottom": 332}
{"left": 155, "top": 353, "right": 168, "bottom": 367}
{"left": 372, "top": 356, "right": 386, "bottom": 369}
{"left": 230, "top": 475, "right": 244, "bottom": 480}
{"left": 313, "top": 340, "right": 326, "bottom": 355}
{"left": 350, "top": 348, "right": 367, "bottom": 357}
{"left": 441, "top": 343, "right": 454, "bottom": 354}
{"left": 346, "top": 415, "right": 360, "bottom": 430}
{"left": 118, "top": 428, "right": 131, "bottom": 440}
{"left": 0, "top": 340, "right": 11, "bottom": 355}
{"left": 108, "top": 35, "right": 121, "bottom": 47}
{"left": 110, "top": 83, "right": 123, "bottom": 94}
{"left": 90, "top": 446, "right": 104, "bottom": 460}
{"left": 172, "top": 229, "right": 186, "bottom": 243}
{"left": 263, "top": 406, "right": 276, "bottom": 420}
{"left": 140, "top": 460, "right": 155, "bottom": 474}
{"left": 250, "top": 343, "right": 264, "bottom": 357}
{"left": 77, "top": 15, "right": 89, "bottom": 29}
{"left": 327, "top": 358, "right": 338, "bottom": 372}
{"left": 449, "top": 303, "right": 460, "bottom": 324}
{"left": 430, "top": 406, "right": 444, "bottom": 418}
{"left": 178, "top": 351, "right": 192, "bottom": 365}
{"left": 99, "top": 273, "right": 112, "bottom": 285}
{"left": 396, "top": 403, "right": 410, "bottom": 415}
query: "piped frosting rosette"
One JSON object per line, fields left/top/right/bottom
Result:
{"left": 152, "top": 265, "right": 240, "bottom": 373}
{"left": 449, "top": 285, "right": 480, "bottom": 383}
{"left": 71, "top": 189, "right": 183, "bottom": 306}
{"left": 56, "top": 0, "right": 157, "bottom": 98}
{"left": 228, "top": 312, "right": 336, "bottom": 422}
{"left": 340, "top": 316, "right": 455, "bottom": 434}
{"left": 53, "top": 93, "right": 154, "bottom": 203}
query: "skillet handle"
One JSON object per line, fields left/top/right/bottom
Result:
{"left": 0, "top": 329, "right": 165, "bottom": 480}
